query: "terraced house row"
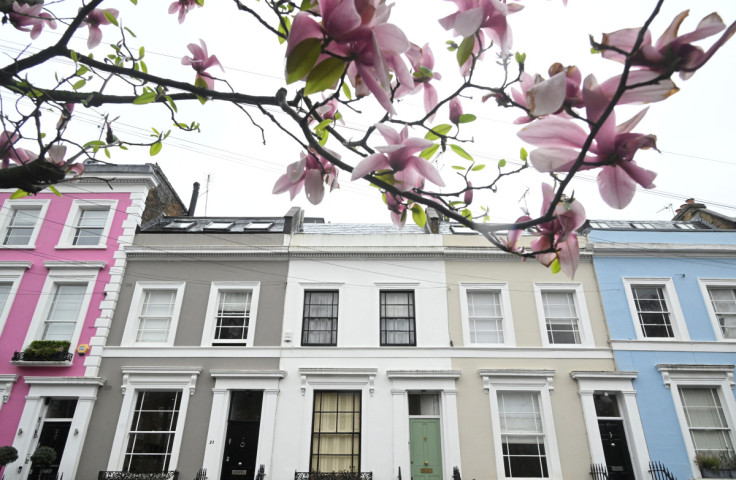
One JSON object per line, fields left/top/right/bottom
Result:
{"left": 1, "top": 165, "right": 735, "bottom": 480}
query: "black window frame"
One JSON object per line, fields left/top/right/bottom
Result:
{"left": 631, "top": 285, "right": 674, "bottom": 338}
{"left": 301, "top": 290, "right": 339, "bottom": 346}
{"left": 379, "top": 290, "right": 416, "bottom": 346}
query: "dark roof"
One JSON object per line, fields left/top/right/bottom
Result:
{"left": 582, "top": 219, "right": 713, "bottom": 232}
{"left": 140, "top": 217, "right": 287, "bottom": 233}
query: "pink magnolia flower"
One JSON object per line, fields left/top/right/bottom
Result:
{"left": 273, "top": 150, "right": 339, "bottom": 205}
{"left": 463, "top": 181, "right": 473, "bottom": 205}
{"left": 168, "top": 0, "right": 201, "bottom": 24}
{"left": 181, "top": 40, "right": 224, "bottom": 89}
{"left": 518, "top": 75, "right": 658, "bottom": 209}
{"left": 9, "top": 1, "right": 57, "bottom": 39}
{"left": 449, "top": 97, "right": 463, "bottom": 125}
{"left": 396, "top": 43, "right": 442, "bottom": 118}
{"left": 84, "top": 8, "right": 119, "bottom": 49}
{"left": 351, "top": 124, "right": 445, "bottom": 191}
{"left": 386, "top": 192, "right": 409, "bottom": 228}
{"left": 602, "top": 10, "right": 736, "bottom": 80}
{"left": 286, "top": 1, "right": 412, "bottom": 114}
{"left": 439, "top": 0, "right": 522, "bottom": 55}
{"left": 46, "top": 145, "right": 85, "bottom": 176}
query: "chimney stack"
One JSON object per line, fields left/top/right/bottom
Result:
{"left": 187, "top": 182, "right": 200, "bottom": 216}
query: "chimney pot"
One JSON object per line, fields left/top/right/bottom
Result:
{"left": 686, "top": 198, "right": 695, "bottom": 204}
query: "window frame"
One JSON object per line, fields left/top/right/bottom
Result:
{"left": 459, "top": 283, "right": 515, "bottom": 347}
{"left": 107, "top": 367, "right": 199, "bottom": 473}
{"left": 698, "top": 279, "right": 736, "bottom": 341}
{"left": 623, "top": 278, "right": 689, "bottom": 341}
{"left": 0, "top": 199, "right": 50, "bottom": 249}
{"left": 122, "top": 282, "right": 186, "bottom": 347}
{"left": 657, "top": 364, "right": 736, "bottom": 478}
{"left": 0, "top": 261, "right": 30, "bottom": 337}
{"left": 480, "top": 369, "right": 562, "bottom": 480}
{"left": 56, "top": 199, "right": 118, "bottom": 249}
{"left": 21, "top": 262, "right": 102, "bottom": 351}
{"left": 201, "top": 282, "right": 260, "bottom": 347}
{"left": 379, "top": 289, "right": 416, "bottom": 346}
{"left": 533, "top": 283, "right": 594, "bottom": 347}
{"left": 301, "top": 290, "right": 339, "bottom": 347}
{"left": 309, "top": 390, "right": 362, "bottom": 473}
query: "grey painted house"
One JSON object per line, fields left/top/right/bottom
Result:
{"left": 78, "top": 210, "right": 303, "bottom": 480}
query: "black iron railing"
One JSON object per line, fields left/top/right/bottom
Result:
{"left": 590, "top": 463, "right": 609, "bottom": 480}
{"left": 12, "top": 351, "right": 73, "bottom": 362}
{"left": 295, "top": 473, "right": 372, "bottom": 480}
{"left": 98, "top": 472, "right": 179, "bottom": 480}
{"left": 194, "top": 469, "right": 207, "bottom": 480}
{"left": 397, "top": 467, "right": 401, "bottom": 480}
{"left": 649, "top": 461, "right": 677, "bottom": 480}
{"left": 452, "top": 466, "right": 461, "bottom": 480}
{"left": 255, "top": 465, "right": 265, "bottom": 480}
{"left": 27, "top": 471, "right": 62, "bottom": 480}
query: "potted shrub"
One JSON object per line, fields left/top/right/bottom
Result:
{"left": 0, "top": 446, "right": 18, "bottom": 468}
{"left": 697, "top": 453, "right": 725, "bottom": 478}
{"left": 23, "top": 340, "right": 71, "bottom": 361}
{"left": 30, "top": 445, "right": 57, "bottom": 467}
{"left": 720, "top": 454, "right": 736, "bottom": 478}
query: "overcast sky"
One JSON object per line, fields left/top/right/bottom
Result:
{"left": 2, "top": 0, "right": 735, "bottom": 224}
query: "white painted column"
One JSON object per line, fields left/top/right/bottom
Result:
{"left": 578, "top": 391, "right": 605, "bottom": 466}
{"left": 255, "top": 389, "right": 279, "bottom": 479}
{"left": 59, "top": 395, "right": 96, "bottom": 480}
{"left": 392, "top": 389, "right": 409, "bottom": 480}
{"left": 621, "top": 391, "right": 650, "bottom": 480}
{"left": 441, "top": 390, "right": 462, "bottom": 480}
{"left": 203, "top": 388, "right": 229, "bottom": 480}
{"left": 10, "top": 396, "right": 45, "bottom": 480}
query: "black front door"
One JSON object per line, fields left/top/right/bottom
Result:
{"left": 30, "top": 422, "right": 71, "bottom": 480}
{"left": 221, "top": 391, "right": 263, "bottom": 480}
{"left": 599, "top": 420, "right": 635, "bottom": 480}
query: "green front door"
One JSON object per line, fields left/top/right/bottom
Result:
{"left": 410, "top": 418, "right": 443, "bottom": 480}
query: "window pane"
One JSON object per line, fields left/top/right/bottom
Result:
{"left": 380, "top": 291, "right": 415, "bottom": 346}
{"left": 498, "top": 391, "right": 548, "bottom": 478}
{"left": 0, "top": 282, "right": 12, "bottom": 314}
{"left": 542, "top": 291, "right": 580, "bottom": 344}
{"left": 467, "top": 290, "right": 504, "bottom": 344}
{"left": 632, "top": 286, "right": 674, "bottom": 338}
{"left": 302, "top": 291, "right": 339, "bottom": 346}
{"left": 311, "top": 391, "right": 361, "bottom": 473}
{"left": 3, "top": 207, "right": 40, "bottom": 246}
{"left": 214, "top": 290, "right": 251, "bottom": 342}
{"left": 42, "top": 284, "right": 86, "bottom": 341}
{"left": 73, "top": 208, "right": 108, "bottom": 245}
{"left": 124, "top": 391, "right": 181, "bottom": 473}
{"left": 709, "top": 288, "right": 736, "bottom": 339}
{"left": 680, "top": 387, "right": 735, "bottom": 457}
{"left": 136, "top": 290, "right": 176, "bottom": 343}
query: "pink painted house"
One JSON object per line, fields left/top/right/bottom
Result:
{"left": 0, "top": 163, "right": 186, "bottom": 480}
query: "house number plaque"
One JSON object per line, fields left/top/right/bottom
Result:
{"left": 420, "top": 469, "right": 433, "bottom": 474}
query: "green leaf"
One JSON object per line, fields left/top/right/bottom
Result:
{"left": 196, "top": 0, "right": 204, "bottom": 5}
{"left": 49, "top": 185, "right": 62, "bottom": 197}
{"left": 124, "top": 26, "right": 136, "bottom": 38}
{"left": 194, "top": 76, "right": 208, "bottom": 89}
{"left": 278, "top": 17, "right": 291, "bottom": 44}
{"left": 104, "top": 10, "right": 119, "bottom": 26}
{"left": 515, "top": 52, "right": 526, "bottom": 64}
{"left": 140, "top": 60, "right": 148, "bottom": 74}
{"left": 71, "top": 79, "right": 86, "bottom": 90}
{"left": 457, "top": 35, "right": 474, "bottom": 67}
{"left": 70, "top": 50, "right": 78, "bottom": 63}
{"left": 450, "top": 144, "right": 473, "bottom": 161}
{"left": 197, "top": 95, "right": 207, "bottom": 105}
{"left": 341, "top": 82, "right": 352, "bottom": 100}
{"left": 138, "top": 46, "right": 145, "bottom": 58}
{"left": 520, "top": 147, "right": 528, "bottom": 162}
{"left": 451, "top": 165, "right": 466, "bottom": 170}
{"left": 498, "top": 159, "right": 506, "bottom": 168}
{"left": 150, "top": 141, "right": 162, "bottom": 156}
{"left": 130, "top": 0, "right": 137, "bottom": 4}
{"left": 104, "top": 147, "right": 111, "bottom": 159}
{"left": 448, "top": 201, "right": 464, "bottom": 207}
{"left": 550, "top": 258, "right": 561, "bottom": 274}
{"left": 425, "top": 124, "right": 451, "bottom": 140}
{"left": 458, "top": 114, "right": 476, "bottom": 124}
{"left": 318, "top": 130, "right": 329, "bottom": 146}
{"left": 83, "top": 140, "right": 106, "bottom": 148}
{"left": 133, "top": 91, "right": 156, "bottom": 105}
{"left": 286, "top": 38, "right": 322, "bottom": 84}
{"left": 304, "top": 58, "right": 346, "bottom": 96}
{"left": 446, "top": 40, "right": 458, "bottom": 52}
{"left": 471, "top": 164, "right": 485, "bottom": 171}
{"left": 300, "top": 0, "right": 317, "bottom": 10}
{"left": 10, "top": 189, "right": 29, "bottom": 199}
{"left": 165, "top": 95, "right": 178, "bottom": 113}
{"left": 315, "top": 119, "right": 332, "bottom": 131}
{"left": 419, "top": 144, "right": 439, "bottom": 161}
{"left": 411, "top": 204, "right": 426, "bottom": 228}
{"left": 461, "top": 209, "right": 472, "bottom": 219}
{"left": 76, "top": 66, "right": 89, "bottom": 76}
{"left": 119, "top": 145, "right": 128, "bottom": 150}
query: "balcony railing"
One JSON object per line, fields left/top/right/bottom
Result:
{"left": 98, "top": 472, "right": 179, "bottom": 480}
{"left": 12, "top": 351, "right": 73, "bottom": 362}
{"left": 295, "top": 473, "right": 372, "bottom": 480}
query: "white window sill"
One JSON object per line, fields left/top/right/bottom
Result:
{"left": 55, "top": 244, "right": 107, "bottom": 250}
{"left": 10, "top": 360, "right": 73, "bottom": 367}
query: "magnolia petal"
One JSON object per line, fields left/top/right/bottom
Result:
{"left": 557, "top": 234, "right": 580, "bottom": 279}
{"left": 47, "top": 145, "right": 67, "bottom": 166}
{"left": 351, "top": 153, "right": 390, "bottom": 180}
{"left": 518, "top": 116, "right": 588, "bottom": 149}
{"left": 529, "top": 148, "right": 579, "bottom": 173}
{"left": 620, "top": 160, "right": 657, "bottom": 188}
{"left": 87, "top": 25, "right": 103, "bottom": 49}
{"left": 304, "top": 169, "right": 325, "bottom": 205}
{"left": 601, "top": 28, "right": 652, "bottom": 63}
{"left": 506, "top": 215, "right": 532, "bottom": 251}
{"left": 616, "top": 107, "right": 649, "bottom": 135}
{"left": 409, "top": 156, "right": 445, "bottom": 187}
{"left": 526, "top": 71, "right": 566, "bottom": 117}
{"left": 322, "top": 0, "right": 361, "bottom": 39}
{"left": 374, "top": 123, "right": 401, "bottom": 145}
{"left": 357, "top": 64, "right": 395, "bottom": 114}
{"left": 655, "top": 10, "right": 690, "bottom": 49}
{"left": 675, "top": 12, "right": 726, "bottom": 46}
{"left": 455, "top": 7, "right": 484, "bottom": 37}
{"left": 597, "top": 165, "right": 637, "bottom": 209}
{"left": 423, "top": 83, "right": 438, "bottom": 119}
{"left": 532, "top": 235, "right": 556, "bottom": 267}
{"left": 373, "top": 23, "right": 411, "bottom": 55}
{"left": 601, "top": 71, "right": 679, "bottom": 105}
{"left": 286, "top": 13, "right": 323, "bottom": 56}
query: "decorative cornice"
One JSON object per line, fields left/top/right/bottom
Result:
{"left": 0, "top": 374, "right": 19, "bottom": 403}
{"left": 125, "top": 248, "right": 290, "bottom": 260}
{"left": 44, "top": 260, "right": 106, "bottom": 270}
{"left": 386, "top": 370, "right": 461, "bottom": 379}
{"left": 591, "top": 242, "right": 736, "bottom": 256}
{"left": 0, "top": 261, "right": 32, "bottom": 270}
{"left": 210, "top": 369, "right": 287, "bottom": 379}
{"left": 23, "top": 376, "right": 106, "bottom": 386}
{"left": 570, "top": 371, "right": 638, "bottom": 381}
{"left": 657, "top": 364, "right": 735, "bottom": 389}
{"left": 299, "top": 368, "right": 378, "bottom": 396}
{"left": 478, "top": 369, "right": 556, "bottom": 393}
{"left": 121, "top": 367, "right": 201, "bottom": 396}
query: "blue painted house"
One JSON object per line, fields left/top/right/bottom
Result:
{"left": 587, "top": 219, "right": 736, "bottom": 480}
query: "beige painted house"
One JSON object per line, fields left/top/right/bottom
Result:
{"left": 443, "top": 231, "right": 650, "bottom": 480}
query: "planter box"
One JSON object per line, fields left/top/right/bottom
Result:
{"left": 701, "top": 468, "right": 736, "bottom": 478}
